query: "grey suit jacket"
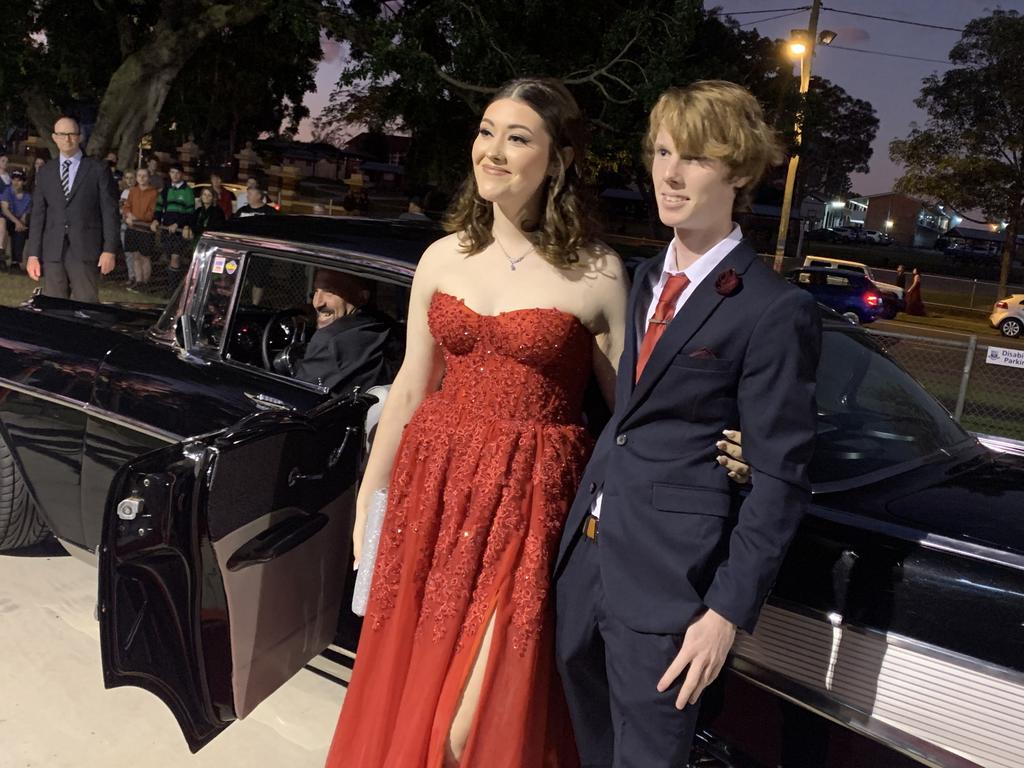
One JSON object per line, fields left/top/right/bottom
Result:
{"left": 26, "top": 155, "right": 120, "bottom": 263}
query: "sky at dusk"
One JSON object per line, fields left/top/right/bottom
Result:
{"left": 299, "top": 1, "right": 1024, "bottom": 196}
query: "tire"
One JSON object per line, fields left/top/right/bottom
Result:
{"left": 0, "top": 435, "right": 48, "bottom": 551}
{"left": 1000, "top": 317, "right": 1023, "bottom": 338}
{"left": 842, "top": 311, "right": 861, "bottom": 325}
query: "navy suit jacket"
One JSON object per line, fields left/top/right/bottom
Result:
{"left": 555, "top": 241, "right": 821, "bottom": 635}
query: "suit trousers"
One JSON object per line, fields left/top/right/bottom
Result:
{"left": 42, "top": 241, "right": 99, "bottom": 303}
{"left": 555, "top": 523, "right": 701, "bottom": 768}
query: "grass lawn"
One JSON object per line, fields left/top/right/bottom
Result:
{"left": 0, "top": 270, "right": 166, "bottom": 308}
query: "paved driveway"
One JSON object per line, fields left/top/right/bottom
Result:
{"left": 0, "top": 543, "right": 349, "bottom": 767}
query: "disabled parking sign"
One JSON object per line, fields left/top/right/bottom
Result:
{"left": 986, "top": 346, "right": 1024, "bottom": 369}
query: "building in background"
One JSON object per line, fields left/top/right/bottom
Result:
{"left": 860, "top": 192, "right": 951, "bottom": 247}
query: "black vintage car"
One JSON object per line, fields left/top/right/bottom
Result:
{"left": 0, "top": 216, "right": 1021, "bottom": 767}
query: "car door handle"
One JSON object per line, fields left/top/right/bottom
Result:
{"left": 226, "top": 511, "right": 328, "bottom": 571}
{"left": 287, "top": 426, "right": 358, "bottom": 486}
{"left": 244, "top": 391, "right": 291, "bottom": 411}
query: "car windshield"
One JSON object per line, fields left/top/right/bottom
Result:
{"left": 811, "top": 327, "right": 973, "bottom": 489}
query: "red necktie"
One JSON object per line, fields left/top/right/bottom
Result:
{"left": 636, "top": 273, "right": 690, "bottom": 382}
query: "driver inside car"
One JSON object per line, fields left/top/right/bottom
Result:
{"left": 276, "top": 269, "right": 393, "bottom": 393}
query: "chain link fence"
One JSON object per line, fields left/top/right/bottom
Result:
{"left": 866, "top": 328, "right": 1024, "bottom": 441}
{"left": 872, "top": 268, "right": 1024, "bottom": 315}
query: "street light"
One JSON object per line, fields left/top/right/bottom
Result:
{"left": 773, "top": 0, "right": 834, "bottom": 271}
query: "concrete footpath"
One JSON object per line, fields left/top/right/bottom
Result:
{"left": 0, "top": 545, "right": 346, "bottom": 767}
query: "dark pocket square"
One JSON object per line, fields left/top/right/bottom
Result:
{"left": 688, "top": 347, "right": 718, "bottom": 359}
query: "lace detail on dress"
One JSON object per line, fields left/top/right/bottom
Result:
{"left": 366, "top": 291, "right": 594, "bottom": 647}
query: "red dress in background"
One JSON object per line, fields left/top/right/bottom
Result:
{"left": 326, "top": 291, "right": 593, "bottom": 768}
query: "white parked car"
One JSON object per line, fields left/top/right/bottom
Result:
{"left": 862, "top": 229, "right": 892, "bottom": 245}
{"left": 802, "top": 255, "right": 904, "bottom": 299}
{"left": 991, "top": 294, "right": 1024, "bottom": 337}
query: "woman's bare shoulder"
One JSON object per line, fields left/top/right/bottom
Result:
{"left": 572, "top": 241, "right": 629, "bottom": 300}
{"left": 415, "top": 232, "right": 466, "bottom": 280}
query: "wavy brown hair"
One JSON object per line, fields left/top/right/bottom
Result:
{"left": 444, "top": 78, "right": 596, "bottom": 268}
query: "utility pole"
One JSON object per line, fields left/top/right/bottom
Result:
{"left": 773, "top": 0, "right": 822, "bottom": 272}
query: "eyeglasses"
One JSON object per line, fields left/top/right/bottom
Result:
{"left": 52, "top": 132, "right": 81, "bottom": 139}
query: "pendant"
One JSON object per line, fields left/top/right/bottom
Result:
{"left": 510, "top": 262, "right": 517, "bottom": 271}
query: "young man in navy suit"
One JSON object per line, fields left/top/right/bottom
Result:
{"left": 555, "top": 81, "right": 822, "bottom": 767}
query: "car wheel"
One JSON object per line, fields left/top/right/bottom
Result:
{"left": 842, "top": 311, "right": 861, "bottom": 325}
{"left": 1000, "top": 317, "right": 1023, "bottom": 338}
{"left": 0, "top": 436, "right": 48, "bottom": 551}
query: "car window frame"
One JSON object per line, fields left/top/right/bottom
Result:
{"left": 189, "top": 244, "right": 413, "bottom": 394}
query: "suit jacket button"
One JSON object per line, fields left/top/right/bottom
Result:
{"left": 615, "top": 434, "right": 628, "bottom": 446}
{"left": 588, "top": 482, "right": 596, "bottom": 493}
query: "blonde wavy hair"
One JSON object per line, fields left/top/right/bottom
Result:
{"left": 644, "top": 80, "right": 784, "bottom": 209}
{"left": 444, "top": 78, "right": 596, "bottom": 268}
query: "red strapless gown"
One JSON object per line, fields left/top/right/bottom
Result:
{"left": 325, "top": 291, "right": 593, "bottom": 768}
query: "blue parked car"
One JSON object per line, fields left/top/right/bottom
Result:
{"left": 786, "top": 266, "right": 885, "bottom": 324}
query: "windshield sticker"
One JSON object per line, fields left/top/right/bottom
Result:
{"left": 986, "top": 346, "right": 1024, "bottom": 369}
{"left": 225, "top": 260, "right": 238, "bottom": 275}
{"left": 212, "top": 256, "right": 226, "bottom": 274}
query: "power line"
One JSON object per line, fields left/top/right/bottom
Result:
{"left": 723, "top": 6, "right": 811, "bottom": 15}
{"left": 739, "top": 10, "right": 808, "bottom": 27}
{"left": 822, "top": 6, "right": 965, "bottom": 33}
{"left": 827, "top": 44, "right": 951, "bottom": 65}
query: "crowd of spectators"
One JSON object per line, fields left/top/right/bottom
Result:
{"left": 0, "top": 143, "right": 422, "bottom": 288}
{"left": 0, "top": 147, "right": 282, "bottom": 291}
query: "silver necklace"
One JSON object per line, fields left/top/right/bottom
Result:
{"left": 493, "top": 236, "right": 533, "bottom": 271}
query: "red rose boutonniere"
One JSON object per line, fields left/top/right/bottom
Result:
{"left": 715, "top": 268, "right": 742, "bottom": 297}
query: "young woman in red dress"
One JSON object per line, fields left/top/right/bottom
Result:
{"left": 325, "top": 78, "right": 749, "bottom": 768}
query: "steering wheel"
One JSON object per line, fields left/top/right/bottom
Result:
{"left": 261, "top": 307, "right": 311, "bottom": 370}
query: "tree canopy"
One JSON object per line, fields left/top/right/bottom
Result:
{"left": 2, "top": 0, "right": 330, "bottom": 169}
{"left": 317, "top": 1, "right": 877, "bottom": 206}
{"left": 891, "top": 9, "right": 1024, "bottom": 294}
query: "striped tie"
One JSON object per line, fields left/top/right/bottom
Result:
{"left": 61, "top": 159, "right": 72, "bottom": 199}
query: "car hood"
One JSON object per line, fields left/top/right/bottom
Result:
{"left": 873, "top": 281, "right": 904, "bottom": 298}
{"left": 884, "top": 449, "right": 1024, "bottom": 554}
{"left": 20, "top": 295, "right": 162, "bottom": 336}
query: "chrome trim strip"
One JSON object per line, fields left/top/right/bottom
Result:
{"left": 974, "top": 432, "right": 1024, "bottom": 457}
{"left": 726, "top": 657, "right": 982, "bottom": 768}
{"left": 767, "top": 597, "right": 1024, "bottom": 686}
{"left": 732, "top": 603, "right": 1024, "bottom": 768}
{"left": 0, "top": 376, "right": 180, "bottom": 444}
{"left": 202, "top": 232, "right": 417, "bottom": 283}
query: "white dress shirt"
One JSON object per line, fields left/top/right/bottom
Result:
{"left": 592, "top": 224, "right": 743, "bottom": 519}
{"left": 59, "top": 151, "right": 83, "bottom": 195}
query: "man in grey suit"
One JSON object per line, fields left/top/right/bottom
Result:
{"left": 25, "top": 116, "right": 119, "bottom": 302}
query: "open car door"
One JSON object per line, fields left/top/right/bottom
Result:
{"left": 98, "top": 390, "right": 374, "bottom": 752}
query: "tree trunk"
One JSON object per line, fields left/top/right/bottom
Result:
{"left": 85, "top": 3, "right": 271, "bottom": 170}
{"left": 23, "top": 92, "right": 60, "bottom": 158}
